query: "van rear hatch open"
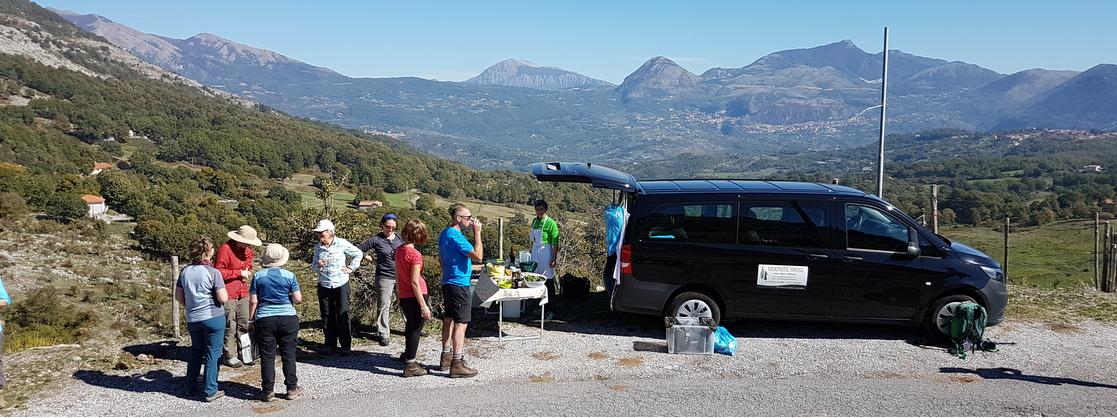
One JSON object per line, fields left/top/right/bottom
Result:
{"left": 529, "top": 162, "right": 642, "bottom": 193}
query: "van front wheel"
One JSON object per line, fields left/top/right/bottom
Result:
{"left": 668, "top": 292, "right": 721, "bottom": 325}
{"left": 924, "top": 294, "right": 977, "bottom": 338}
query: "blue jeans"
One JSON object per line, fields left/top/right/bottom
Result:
{"left": 185, "top": 315, "right": 226, "bottom": 397}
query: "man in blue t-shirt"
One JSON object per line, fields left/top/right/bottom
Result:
{"left": 438, "top": 204, "right": 483, "bottom": 378}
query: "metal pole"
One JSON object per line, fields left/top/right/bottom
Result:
{"left": 876, "top": 27, "right": 890, "bottom": 198}
{"left": 1096, "top": 212, "right": 1102, "bottom": 290}
{"left": 931, "top": 184, "right": 940, "bottom": 234}
{"left": 499, "top": 217, "right": 504, "bottom": 260}
{"left": 1003, "top": 218, "right": 1010, "bottom": 283}
{"left": 171, "top": 256, "right": 181, "bottom": 340}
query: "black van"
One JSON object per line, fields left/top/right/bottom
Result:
{"left": 531, "top": 162, "right": 1007, "bottom": 336}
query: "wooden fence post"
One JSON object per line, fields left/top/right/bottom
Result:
{"left": 1104, "top": 222, "right": 1112, "bottom": 293}
{"left": 171, "top": 256, "right": 181, "bottom": 340}
{"left": 931, "top": 184, "right": 940, "bottom": 234}
{"left": 1096, "top": 213, "right": 1102, "bottom": 291}
{"left": 1003, "top": 217, "right": 1010, "bottom": 284}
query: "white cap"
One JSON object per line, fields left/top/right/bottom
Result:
{"left": 312, "top": 219, "right": 335, "bottom": 232}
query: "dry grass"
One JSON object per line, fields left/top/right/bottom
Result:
{"left": 587, "top": 351, "right": 608, "bottom": 360}
{"left": 1006, "top": 285, "right": 1117, "bottom": 323}
{"left": 529, "top": 372, "right": 555, "bottom": 383}
{"left": 532, "top": 351, "right": 559, "bottom": 361}
{"left": 616, "top": 357, "right": 643, "bottom": 367}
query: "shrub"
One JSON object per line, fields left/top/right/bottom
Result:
{"left": 0, "top": 192, "right": 30, "bottom": 218}
{"left": 2, "top": 286, "right": 96, "bottom": 352}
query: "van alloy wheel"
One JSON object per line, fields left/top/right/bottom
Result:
{"left": 934, "top": 301, "right": 965, "bottom": 335}
{"left": 925, "top": 294, "right": 977, "bottom": 338}
{"left": 669, "top": 292, "right": 722, "bottom": 325}
{"left": 677, "top": 299, "right": 713, "bottom": 318}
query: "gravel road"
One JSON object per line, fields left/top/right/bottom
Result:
{"left": 17, "top": 314, "right": 1117, "bottom": 416}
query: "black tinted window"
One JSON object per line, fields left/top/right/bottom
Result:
{"left": 642, "top": 202, "right": 736, "bottom": 244}
{"left": 740, "top": 202, "right": 830, "bottom": 248}
{"left": 845, "top": 205, "right": 910, "bottom": 252}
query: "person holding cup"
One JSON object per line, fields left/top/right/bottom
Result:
{"left": 437, "top": 204, "right": 483, "bottom": 378}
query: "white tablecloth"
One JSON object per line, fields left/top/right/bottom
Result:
{"left": 475, "top": 271, "right": 548, "bottom": 308}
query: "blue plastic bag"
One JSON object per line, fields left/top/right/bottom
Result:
{"left": 713, "top": 326, "right": 737, "bottom": 356}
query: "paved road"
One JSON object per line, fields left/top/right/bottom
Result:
{"left": 18, "top": 318, "right": 1117, "bottom": 416}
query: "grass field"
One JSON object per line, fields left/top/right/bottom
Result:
{"left": 940, "top": 219, "right": 1099, "bottom": 289}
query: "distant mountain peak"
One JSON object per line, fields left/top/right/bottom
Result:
{"left": 617, "top": 56, "right": 701, "bottom": 98}
{"left": 464, "top": 59, "right": 613, "bottom": 90}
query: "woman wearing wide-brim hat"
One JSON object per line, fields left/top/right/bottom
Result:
{"left": 249, "top": 243, "right": 305, "bottom": 402}
{"left": 215, "top": 225, "right": 263, "bottom": 368}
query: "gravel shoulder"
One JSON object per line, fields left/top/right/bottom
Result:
{"left": 16, "top": 315, "right": 1117, "bottom": 416}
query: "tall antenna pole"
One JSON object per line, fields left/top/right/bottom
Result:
{"left": 877, "top": 27, "right": 889, "bottom": 198}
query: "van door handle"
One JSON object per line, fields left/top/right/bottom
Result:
{"left": 842, "top": 256, "right": 864, "bottom": 263}
{"left": 807, "top": 253, "right": 829, "bottom": 260}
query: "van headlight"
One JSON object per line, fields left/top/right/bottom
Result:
{"left": 980, "top": 265, "right": 1005, "bottom": 283}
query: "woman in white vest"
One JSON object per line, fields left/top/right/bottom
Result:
{"left": 529, "top": 199, "right": 560, "bottom": 301}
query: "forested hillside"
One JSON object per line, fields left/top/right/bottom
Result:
{"left": 0, "top": 0, "right": 604, "bottom": 261}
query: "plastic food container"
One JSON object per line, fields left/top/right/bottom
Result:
{"left": 664, "top": 317, "right": 716, "bottom": 355}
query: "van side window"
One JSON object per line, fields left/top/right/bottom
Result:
{"left": 740, "top": 202, "right": 829, "bottom": 248}
{"left": 845, "top": 205, "right": 910, "bottom": 252}
{"left": 642, "top": 202, "right": 736, "bottom": 244}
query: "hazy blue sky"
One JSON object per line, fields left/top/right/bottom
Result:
{"left": 37, "top": 0, "right": 1117, "bottom": 83}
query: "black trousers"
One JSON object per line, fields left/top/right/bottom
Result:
{"left": 398, "top": 297, "right": 426, "bottom": 361}
{"left": 318, "top": 283, "right": 352, "bottom": 350}
{"left": 603, "top": 254, "right": 617, "bottom": 296}
{"left": 254, "top": 315, "right": 299, "bottom": 393}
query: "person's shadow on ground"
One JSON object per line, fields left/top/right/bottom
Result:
{"left": 297, "top": 347, "right": 402, "bottom": 377}
{"left": 940, "top": 367, "right": 1117, "bottom": 389}
{"left": 72, "top": 369, "right": 260, "bottom": 400}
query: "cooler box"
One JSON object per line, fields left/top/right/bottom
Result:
{"left": 665, "top": 317, "right": 716, "bottom": 355}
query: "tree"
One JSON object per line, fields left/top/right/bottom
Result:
{"left": 46, "top": 192, "right": 87, "bottom": 220}
{"left": 415, "top": 193, "right": 436, "bottom": 211}
{"left": 939, "top": 208, "right": 956, "bottom": 225}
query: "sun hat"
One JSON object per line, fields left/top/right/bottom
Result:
{"left": 312, "top": 219, "right": 335, "bottom": 232}
{"left": 227, "top": 225, "right": 263, "bottom": 246}
{"left": 260, "top": 243, "right": 290, "bottom": 268}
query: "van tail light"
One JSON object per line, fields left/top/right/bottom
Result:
{"left": 620, "top": 244, "right": 633, "bottom": 275}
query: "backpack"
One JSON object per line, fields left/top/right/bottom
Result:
{"left": 948, "top": 302, "right": 998, "bottom": 359}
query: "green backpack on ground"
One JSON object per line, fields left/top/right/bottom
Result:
{"left": 948, "top": 302, "right": 998, "bottom": 359}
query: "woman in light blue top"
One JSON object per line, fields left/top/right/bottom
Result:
{"left": 174, "top": 237, "right": 229, "bottom": 402}
{"left": 249, "top": 243, "right": 304, "bottom": 402}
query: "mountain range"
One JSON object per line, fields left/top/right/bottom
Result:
{"left": 51, "top": 9, "right": 1117, "bottom": 170}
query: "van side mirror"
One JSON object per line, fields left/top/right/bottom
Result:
{"left": 906, "top": 242, "right": 921, "bottom": 258}
{"left": 905, "top": 228, "right": 921, "bottom": 258}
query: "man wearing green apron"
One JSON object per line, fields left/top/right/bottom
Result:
{"left": 530, "top": 200, "right": 560, "bottom": 303}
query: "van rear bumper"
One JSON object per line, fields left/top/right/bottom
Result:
{"left": 613, "top": 277, "right": 678, "bottom": 316}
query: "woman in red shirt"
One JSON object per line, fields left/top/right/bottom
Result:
{"left": 395, "top": 219, "right": 431, "bottom": 377}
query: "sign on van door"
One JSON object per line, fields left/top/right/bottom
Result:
{"left": 757, "top": 264, "right": 809, "bottom": 288}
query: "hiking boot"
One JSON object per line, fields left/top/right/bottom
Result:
{"left": 221, "top": 357, "right": 243, "bottom": 368}
{"left": 283, "top": 386, "right": 304, "bottom": 401}
{"left": 439, "top": 352, "right": 452, "bottom": 371}
{"left": 204, "top": 390, "right": 225, "bottom": 402}
{"left": 257, "top": 391, "right": 275, "bottom": 402}
{"left": 449, "top": 358, "right": 478, "bottom": 378}
{"left": 402, "top": 361, "right": 428, "bottom": 377}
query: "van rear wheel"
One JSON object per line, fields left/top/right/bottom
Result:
{"left": 924, "top": 294, "right": 977, "bottom": 339}
{"left": 668, "top": 291, "right": 721, "bottom": 325}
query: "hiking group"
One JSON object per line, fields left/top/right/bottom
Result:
{"left": 174, "top": 203, "right": 492, "bottom": 402}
